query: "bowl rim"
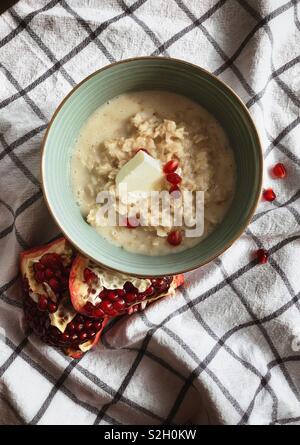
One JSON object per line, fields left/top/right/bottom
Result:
{"left": 41, "top": 56, "right": 263, "bottom": 277}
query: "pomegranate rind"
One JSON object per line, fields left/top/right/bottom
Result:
{"left": 69, "top": 254, "right": 185, "bottom": 317}
{"left": 20, "top": 237, "right": 74, "bottom": 299}
{"left": 69, "top": 254, "right": 90, "bottom": 313}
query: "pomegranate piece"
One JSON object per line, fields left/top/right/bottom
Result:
{"left": 166, "top": 172, "right": 182, "bottom": 185}
{"left": 263, "top": 188, "right": 276, "bottom": 202}
{"left": 126, "top": 217, "right": 140, "bottom": 228}
{"left": 256, "top": 249, "right": 269, "bottom": 264}
{"left": 163, "top": 160, "right": 179, "bottom": 174}
{"left": 169, "top": 185, "right": 181, "bottom": 199}
{"left": 69, "top": 254, "right": 184, "bottom": 319}
{"left": 167, "top": 230, "right": 183, "bottom": 246}
{"left": 20, "top": 237, "right": 74, "bottom": 307}
{"left": 272, "top": 163, "right": 286, "bottom": 179}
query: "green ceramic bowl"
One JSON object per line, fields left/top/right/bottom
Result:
{"left": 42, "top": 57, "right": 262, "bottom": 277}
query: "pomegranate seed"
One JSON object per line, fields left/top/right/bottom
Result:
{"left": 76, "top": 323, "right": 84, "bottom": 333}
{"left": 38, "top": 296, "right": 48, "bottom": 311}
{"left": 45, "top": 268, "right": 54, "bottom": 279}
{"left": 33, "top": 263, "right": 45, "bottom": 272}
{"left": 169, "top": 185, "right": 181, "bottom": 198}
{"left": 272, "top": 163, "right": 286, "bottom": 179}
{"left": 68, "top": 322, "right": 75, "bottom": 333}
{"left": 40, "top": 253, "right": 61, "bottom": 268}
{"left": 84, "top": 268, "right": 96, "bottom": 283}
{"left": 79, "top": 332, "right": 88, "bottom": 341}
{"left": 163, "top": 159, "right": 179, "bottom": 174}
{"left": 71, "top": 334, "right": 78, "bottom": 342}
{"left": 84, "top": 302, "right": 95, "bottom": 313}
{"left": 55, "top": 270, "right": 62, "bottom": 278}
{"left": 106, "top": 290, "right": 118, "bottom": 301}
{"left": 125, "top": 292, "right": 137, "bottom": 303}
{"left": 126, "top": 217, "right": 139, "bottom": 228}
{"left": 88, "top": 330, "right": 96, "bottom": 338}
{"left": 48, "top": 278, "right": 60, "bottom": 291}
{"left": 93, "top": 321, "right": 103, "bottom": 331}
{"left": 99, "top": 300, "right": 113, "bottom": 313}
{"left": 84, "top": 320, "right": 93, "bottom": 330}
{"left": 166, "top": 172, "right": 182, "bottom": 185}
{"left": 35, "top": 271, "right": 45, "bottom": 283}
{"left": 48, "top": 302, "right": 57, "bottom": 313}
{"left": 256, "top": 249, "right": 269, "bottom": 264}
{"left": 61, "top": 333, "right": 70, "bottom": 343}
{"left": 263, "top": 188, "right": 276, "bottom": 202}
{"left": 113, "top": 299, "right": 126, "bottom": 311}
{"left": 144, "top": 286, "right": 154, "bottom": 296}
{"left": 167, "top": 230, "right": 183, "bottom": 246}
{"left": 93, "top": 307, "right": 105, "bottom": 318}
{"left": 117, "top": 289, "right": 126, "bottom": 298}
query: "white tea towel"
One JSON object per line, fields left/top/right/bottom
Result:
{"left": 0, "top": 0, "right": 300, "bottom": 425}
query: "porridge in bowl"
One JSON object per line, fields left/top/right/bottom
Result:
{"left": 71, "top": 91, "right": 236, "bottom": 255}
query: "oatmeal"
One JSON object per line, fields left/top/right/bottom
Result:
{"left": 71, "top": 91, "right": 236, "bottom": 255}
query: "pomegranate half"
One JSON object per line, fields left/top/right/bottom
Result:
{"left": 69, "top": 254, "right": 184, "bottom": 319}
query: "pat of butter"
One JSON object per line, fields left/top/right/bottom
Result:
{"left": 116, "top": 151, "right": 162, "bottom": 192}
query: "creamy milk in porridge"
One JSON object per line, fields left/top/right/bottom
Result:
{"left": 71, "top": 91, "right": 236, "bottom": 255}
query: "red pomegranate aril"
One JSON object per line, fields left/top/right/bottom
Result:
{"left": 93, "top": 321, "right": 103, "bottom": 331}
{"left": 61, "top": 333, "right": 70, "bottom": 343}
{"left": 45, "top": 268, "right": 54, "bottom": 279}
{"left": 93, "top": 307, "right": 105, "bottom": 318}
{"left": 88, "top": 330, "right": 96, "bottom": 338}
{"left": 67, "top": 322, "right": 75, "bottom": 333}
{"left": 38, "top": 296, "right": 48, "bottom": 311}
{"left": 79, "top": 332, "right": 88, "bottom": 342}
{"left": 117, "top": 289, "right": 126, "bottom": 298}
{"left": 166, "top": 172, "right": 182, "bottom": 185}
{"left": 263, "top": 188, "right": 276, "bottom": 202}
{"left": 71, "top": 334, "right": 78, "bottom": 342}
{"left": 35, "top": 271, "right": 45, "bottom": 283}
{"left": 163, "top": 159, "right": 179, "bottom": 174}
{"left": 169, "top": 185, "right": 181, "bottom": 198}
{"left": 99, "top": 300, "right": 113, "bottom": 313}
{"left": 84, "top": 302, "right": 95, "bottom": 313}
{"left": 126, "top": 217, "right": 139, "bottom": 228}
{"left": 76, "top": 323, "right": 84, "bottom": 333}
{"left": 124, "top": 282, "right": 136, "bottom": 293}
{"left": 272, "top": 163, "right": 286, "bottom": 179}
{"left": 40, "top": 253, "right": 61, "bottom": 268}
{"left": 84, "top": 320, "right": 93, "bottom": 330}
{"left": 167, "top": 230, "right": 183, "bottom": 246}
{"left": 144, "top": 286, "right": 154, "bottom": 296}
{"left": 33, "top": 263, "right": 45, "bottom": 272}
{"left": 49, "top": 278, "right": 60, "bottom": 291}
{"left": 84, "top": 268, "right": 97, "bottom": 283}
{"left": 48, "top": 302, "right": 57, "bottom": 314}
{"left": 107, "top": 290, "right": 118, "bottom": 301}
{"left": 113, "top": 299, "right": 126, "bottom": 311}
{"left": 256, "top": 249, "right": 269, "bottom": 264}
{"left": 125, "top": 292, "right": 137, "bottom": 303}
{"left": 137, "top": 293, "right": 147, "bottom": 301}
{"left": 55, "top": 270, "right": 62, "bottom": 278}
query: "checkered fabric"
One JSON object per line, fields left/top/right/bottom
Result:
{"left": 0, "top": 0, "right": 300, "bottom": 426}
